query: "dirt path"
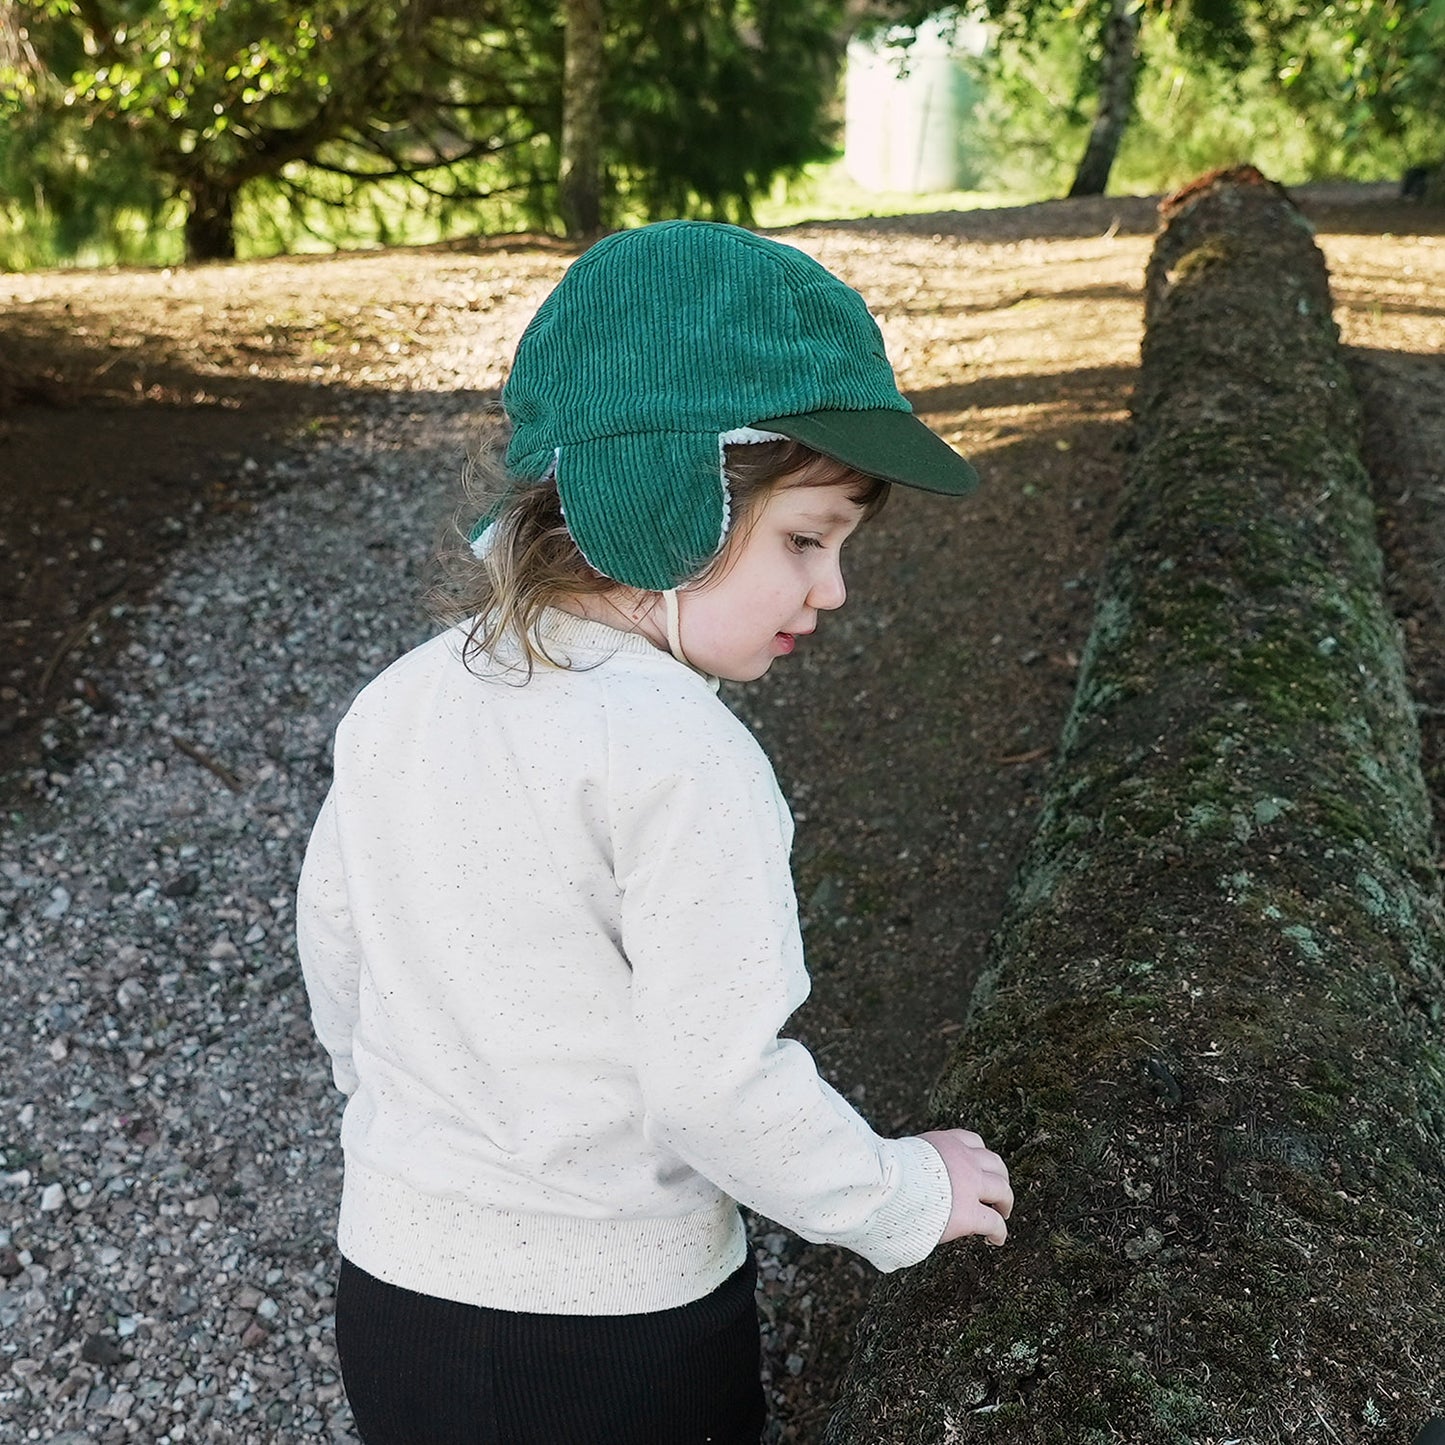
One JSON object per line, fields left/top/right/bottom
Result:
{"left": 2, "top": 184, "right": 1442, "bottom": 1440}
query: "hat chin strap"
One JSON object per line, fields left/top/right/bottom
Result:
{"left": 662, "top": 588, "right": 688, "bottom": 666}
{"left": 661, "top": 588, "right": 720, "bottom": 693}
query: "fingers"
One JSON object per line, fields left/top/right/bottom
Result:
{"left": 953, "top": 1199, "right": 1008, "bottom": 1248}
{"left": 979, "top": 1206, "right": 1008, "bottom": 1248}
{"left": 918, "top": 1127, "right": 1015, "bottom": 1245}
{"left": 978, "top": 1167, "right": 1014, "bottom": 1222}
{"left": 972, "top": 1151, "right": 1011, "bottom": 1205}
{"left": 965, "top": 1174, "right": 1013, "bottom": 1243}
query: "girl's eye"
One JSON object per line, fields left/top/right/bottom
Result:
{"left": 789, "top": 534, "right": 823, "bottom": 551}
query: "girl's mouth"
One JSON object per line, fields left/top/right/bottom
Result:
{"left": 775, "top": 633, "right": 796, "bottom": 654}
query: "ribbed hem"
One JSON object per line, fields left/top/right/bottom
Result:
{"left": 831, "top": 1136, "right": 954, "bottom": 1272}
{"left": 338, "top": 1156, "right": 749, "bottom": 1315}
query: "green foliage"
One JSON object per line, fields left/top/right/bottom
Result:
{"left": 4, "top": 0, "right": 563, "bottom": 261}
{"left": 1121, "top": 5, "right": 1439, "bottom": 186}
{"left": 956, "top": 17, "right": 1090, "bottom": 196}
{"left": 1263, "top": 0, "right": 1445, "bottom": 163}
{"left": 604, "top": 0, "right": 844, "bottom": 224}
{"left": 938, "top": 0, "right": 1443, "bottom": 198}
{"left": 2, "top": 0, "right": 846, "bottom": 266}
{"left": 0, "top": 3, "right": 159, "bottom": 265}
{"left": 866, "top": 0, "right": 1443, "bottom": 199}
{"left": 0, "top": 111, "right": 181, "bottom": 269}
{"left": 865, "top": 0, "right": 1248, "bottom": 52}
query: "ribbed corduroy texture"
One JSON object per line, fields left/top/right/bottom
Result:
{"left": 501, "top": 221, "right": 912, "bottom": 590}
{"left": 335, "top": 1256, "right": 766, "bottom": 1444}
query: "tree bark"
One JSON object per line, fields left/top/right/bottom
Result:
{"left": 559, "top": 0, "right": 605, "bottom": 239}
{"left": 825, "top": 168, "right": 1445, "bottom": 1443}
{"left": 183, "top": 177, "right": 237, "bottom": 262}
{"left": 1423, "top": 160, "right": 1445, "bottom": 207}
{"left": 1068, "top": 0, "right": 1139, "bottom": 198}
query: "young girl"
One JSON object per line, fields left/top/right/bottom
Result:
{"left": 298, "top": 220, "right": 1012, "bottom": 1445}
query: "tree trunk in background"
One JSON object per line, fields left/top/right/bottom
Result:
{"left": 825, "top": 168, "right": 1445, "bottom": 1442}
{"left": 183, "top": 177, "right": 237, "bottom": 262}
{"left": 1068, "top": 0, "right": 1139, "bottom": 197}
{"left": 1424, "top": 161, "right": 1445, "bottom": 206}
{"left": 559, "top": 0, "right": 605, "bottom": 239}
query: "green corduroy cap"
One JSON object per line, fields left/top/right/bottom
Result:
{"left": 494, "top": 220, "right": 978, "bottom": 590}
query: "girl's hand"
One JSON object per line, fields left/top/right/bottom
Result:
{"left": 918, "top": 1129, "right": 1013, "bottom": 1247}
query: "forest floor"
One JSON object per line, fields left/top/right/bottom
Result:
{"left": 2, "top": 181, "right": 1443, "bottom": 1440}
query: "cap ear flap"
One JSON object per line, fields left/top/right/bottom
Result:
{"left": 555, "top": 432, "right": 729, "bottom": 591}
{"left": 505, "top": 432, "right": 559, "bottom": 485}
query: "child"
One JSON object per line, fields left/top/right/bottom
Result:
{"left": 297, "top": 220, "right": 1012, "bottom": 1445}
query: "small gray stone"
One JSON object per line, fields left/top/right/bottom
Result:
{"left": 82, "top": 1333, "right": 128, "bottom": 1368}
{"left": 41, "top": 886, "right": 72, "bottom": 920}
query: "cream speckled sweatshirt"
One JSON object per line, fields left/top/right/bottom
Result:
{"left": 297, "top": 610, "right": 952, "bottom": 1315}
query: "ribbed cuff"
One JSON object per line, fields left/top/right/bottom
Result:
{"left": 338, "top": 1156, "right": 748, "bottom": 1315}
{"left": 831, "top": 1135, "right": 954, "bottom": 1273}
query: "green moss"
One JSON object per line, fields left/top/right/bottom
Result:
{"left": 1183, "top": 800, "right": 1234, "bottom": 841}
{"left": 1226, "top": 630, "right": 1352, "bottom": 724}
{"left": 1173, "top": 236, "right": 1232, "bottom": 278}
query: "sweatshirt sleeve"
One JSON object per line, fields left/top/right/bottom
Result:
{"left": 612, "top": 703, "right": 952, "bottom": 1273}
{"left": 296, "top": 788, "right": 363, "bottom": 1097}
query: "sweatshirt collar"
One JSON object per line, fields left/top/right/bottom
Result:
{"left": 535, "top": 608, "right": 721, "bottom": 692}
{"left": 537, "top": 608, "right": 662, "bottom": 657}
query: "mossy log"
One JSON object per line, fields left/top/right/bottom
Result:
{"left": 826, "top": 171, "right": 1445, "bottom": 1443}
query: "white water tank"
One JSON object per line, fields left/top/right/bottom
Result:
{"left": 844, "top": 16, "right": 986, "bottom": 194}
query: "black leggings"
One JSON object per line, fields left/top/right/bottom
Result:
{"left": 335, "top": 1255, "right": 766, "bottom": 1445}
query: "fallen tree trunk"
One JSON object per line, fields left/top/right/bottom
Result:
{"left": 826, "top": 169, "right": 1445, "bottom": 1443}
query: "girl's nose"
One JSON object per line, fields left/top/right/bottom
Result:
{"left": 809, "top": 559, "right": 847, "bottom": 611}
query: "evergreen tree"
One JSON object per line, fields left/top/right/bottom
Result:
{"left": 7, "top": 0, "right": 846, "bottom": 264}
{"left": 603, "top": 0, "right": 845, "bottom": 223}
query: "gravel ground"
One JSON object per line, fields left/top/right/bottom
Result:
{"left": 0, "top": 209, "right": 1132, "bottom": 1443}
{"left": 0, "top": 387, "right": 894, "bottom": 1443}
{"left": 0, "top": 392, "right": 467, "bottom": 1442}
{"left": 4, "top": 189, "right": 1438, "bottom": 1443}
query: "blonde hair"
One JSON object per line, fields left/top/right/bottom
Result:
{"left": 426, "top": 438, "right": 889, "bottom": 678}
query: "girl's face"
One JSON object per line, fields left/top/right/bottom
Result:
{"left": 676, "top": 478, "right": 866, "bottom": 682}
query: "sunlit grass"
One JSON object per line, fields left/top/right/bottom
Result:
{"left": 752, "top": 158, "right": 1039, "bottom": 230}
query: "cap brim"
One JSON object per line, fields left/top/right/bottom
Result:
{"left": 754, "top": 408, "right": 979, "bottom": 496}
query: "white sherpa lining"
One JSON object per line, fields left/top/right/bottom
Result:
{"left": 718, "top": 426, "right": 789, "bottom": 446}
{"left": 714, "top": 427, "right": 785, "bottom": 546}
